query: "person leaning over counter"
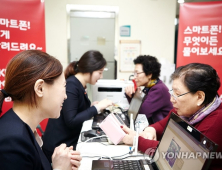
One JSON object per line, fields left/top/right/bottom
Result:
{"left": 125, "top": 55, "right": 173, "bottom": 124}
{"left": 121, "top": 63, "right": 222, "bottom": 170}
{"left": 42, "top": 50, "right": 113, "bottom": 163}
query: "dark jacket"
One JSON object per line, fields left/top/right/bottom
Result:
{"left": 42, "top": 76, "right": 97, "bottom": 161}
{"left": 0, "top": 109, "right": 51, "bottom": 170}
{"left": 126, "top": 80, "right": 173, "bottom": 124}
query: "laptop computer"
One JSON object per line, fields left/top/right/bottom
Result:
{"left": 92, "top": 89, "right": 146, "bottom": 129}
{"left": 91, "top": 112, "right": 218, "bottom": 170}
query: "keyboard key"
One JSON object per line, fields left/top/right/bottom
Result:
{"left": 112, "top": 160, "right": 143, "bottom": 170}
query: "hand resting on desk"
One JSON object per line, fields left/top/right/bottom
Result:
{"left": 69, "top": 147, "right": 82, "bottom": 170}
{"left": 121, "top": 126, "right": 157, "bottom": 146}
{"left": 140, "top": 127, "right": 156, "bottom": 140}
{"left": 52, "top": 144, "right": 82, "bottom": 170}
{"left": 91, "top": 101, "right": 99, "bottom": 106}
{"left": 95, "top": 98, "right": 113, "bottom": 112}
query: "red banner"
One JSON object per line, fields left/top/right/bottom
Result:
{"left": 0, "top": 0, "right": 46, "bottom": 134}
{"left": 177, "top": 2, "right": 222, "bottom": 96}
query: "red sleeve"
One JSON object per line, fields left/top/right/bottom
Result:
{"left": 138, "top": 136, "right": 159, "bottom": 153}
{"left": 149, "top": 109, "right": 175, "bottom": 140}
{"left": 138, "top": 109, "right": 176, "bottom": 153}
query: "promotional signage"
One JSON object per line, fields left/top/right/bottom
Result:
{"left": 0, "top": 0, "right": 46, "bottom": 134}
{"left": 177, "top": 2, "right": 222, "bottom": 95}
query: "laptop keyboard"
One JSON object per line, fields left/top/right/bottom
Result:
{"left": 112, "top": 160, "right": 148, "bottom": 170}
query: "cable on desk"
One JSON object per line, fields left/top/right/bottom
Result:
{"left": 78, "top": 141, "right": 108, "bottom": 146}
{"left": 81, "top": 154, "right": 113, "bottom": 160}
{"left": 111, "top": 153, "right": 130, "bottom": 159}
{"left": 78, "top": 135, "right": 144, "bottom": 161}
{"left": 82, "top": 155, "right": 101, "bottom": 158}
{"left": 96, "top": 152, "right": 144, "bottom": 160}
{"left": 81, "top": 155, "right": 110, "bottom": 159}
{"left": 77, "top": 135, "right": 108, "bottom": 152}
{"left": 81, "top": 149, "right": 144, "bottom": 161}
{"left": 84, "top": 135, "right": 107, "bottom": 143}
{"left": 113, "top": 154, "right": 145, "bottom": 160}
{"left": 77, "top": 135, "right": 108, "bottom": 144}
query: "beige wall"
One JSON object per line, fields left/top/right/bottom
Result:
{"left": 45, "top": 0, "right": 176, "bottom": 80}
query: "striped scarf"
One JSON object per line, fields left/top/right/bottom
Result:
{"left": 186, "top": 95, "right": 221, "bottom": 125}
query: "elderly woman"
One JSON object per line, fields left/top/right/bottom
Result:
{"left": 125, "top": 55, "right": 173, "bottom": 124}
{"left": 122, "top": 63, "right": 222, "bottom": 169}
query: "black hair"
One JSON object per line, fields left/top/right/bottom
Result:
{"left": 171, "top": 63, "right": 221, "bottom": 105}
{"left": 133, "top": 55, "right": 161, "bottom": 79}
{"left": 64, "top": 50, "right": 107, "bottom": 79}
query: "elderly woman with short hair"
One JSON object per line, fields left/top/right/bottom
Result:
{"left": 122, "top": 63, "right": 222, "bottom": 170}
{"left": 125, "top": 55, "right": 173, "bottom": 124}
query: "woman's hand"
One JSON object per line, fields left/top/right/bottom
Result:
{"left": 97, "top": 98, "right": 113, "bottom": 111}
{"left": 68, "top": 147, "right": 82, "bottom": 170}
{"left": 52, "top": 144, "right": 72, "bottom": 170}
{"left": 121, "top": 125, "right": 136, "bottom": 145}
{"left": 139, "top": 127, "right": 157, "bottom": 140}
{"left": 125, "top": 86, "right": 135, "bottom": 98}
{"left": 91, "top": 101, "right": 99, "bottom": 106}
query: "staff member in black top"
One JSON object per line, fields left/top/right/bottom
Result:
{"left": 42, "top": 50, "right": 113, "bottom": 162}
{"left": 0, "top": 50, "right": 81, "bottom": 170}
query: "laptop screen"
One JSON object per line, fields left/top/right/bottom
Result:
{"left": 152, "top": 113, "right": 217, "bottom": 170}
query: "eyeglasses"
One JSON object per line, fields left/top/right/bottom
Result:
{"left": 133, "top": 72, "right": 144, "bottom": 77}
{"left": 169, "top": 89, "right": 191, "bottom": 101}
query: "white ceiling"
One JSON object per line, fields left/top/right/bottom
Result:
{"left": 176, "top": 0, "right": 221, "bottom": 17}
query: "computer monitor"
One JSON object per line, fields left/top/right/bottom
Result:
{"left": 152, "top": 113, "right": 218, "bottom": 170}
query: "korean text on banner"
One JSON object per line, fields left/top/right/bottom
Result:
{"left": 177, "top": 1, "right": 222, "bottom": 96}
{"left": 0, "top": 0, "right": 46, "bottom": 134}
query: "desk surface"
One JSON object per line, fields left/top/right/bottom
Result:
{"left": 76, "top": 120, "right": 144, "bottom": 170}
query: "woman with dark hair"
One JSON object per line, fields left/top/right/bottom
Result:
{"left": 42, "top": 50, "right": 113, "bottom": 162}
{"left": 0, "top": 50, "right": 81, "bottom": 170}
{"left": 122, "top": 63, "right": 222, "bottom": 169}
{"left": 125, "top": 55, "right": 173, "bottom": 124}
